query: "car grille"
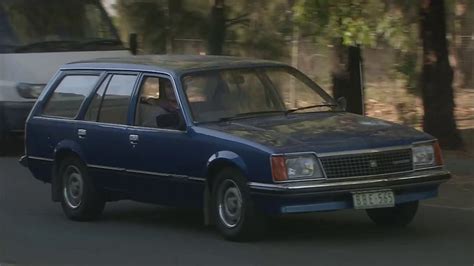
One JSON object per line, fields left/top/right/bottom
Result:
{"left": 319, "top": 149, "right": 413, "bottom": 178}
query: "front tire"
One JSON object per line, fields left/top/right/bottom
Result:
{"left": 212, "top": 168, "right": 265, "bottom": 241}
{"left": 0, "top": 120, "right": 7, "bottom": 156}
{"left": 59, "top": 157, "right": 105, "bottom": 221}
{"left": 366, "top": 201, "right": 419, "bottom": 227}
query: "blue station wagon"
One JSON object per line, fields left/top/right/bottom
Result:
{"left": 21, "top": 55, "right": 451, "bottom": 240}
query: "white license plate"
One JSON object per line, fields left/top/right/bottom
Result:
{"left": 352, "top": 190, "right": 395, "bottom": 209}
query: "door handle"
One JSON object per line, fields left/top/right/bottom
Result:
{"left": 77, "top": 129, "right": 87, "bottom": 139}
{"left": 129, "top": 134, "right": 139, "bottom": 145}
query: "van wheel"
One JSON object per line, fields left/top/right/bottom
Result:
{"left": 366, "top": 201, "right": 418, "bottom": 227}
{"left": 212, "top": 168, "right": 266, "bottom": 241}
{"left": 59, "top": 157, "right": 105, "bottom": 221}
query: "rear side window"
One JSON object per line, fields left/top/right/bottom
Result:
{"left": 97, "top": 74, "right": 137, "bottom": 124}
{"left": 42, "top": 75, "right": 99, "bottom": 118}
{"left": 84, "top": 75, "right": 110, "bottom": 121}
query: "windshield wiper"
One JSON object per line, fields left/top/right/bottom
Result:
{"left": 218, "top": 110, "right": 286, "bottom": 122}
{"left": 14, "top": 40, "right": 79, "bottom": 53}
{"left": 285, "top": 104, "right": 337, "bottom": 115}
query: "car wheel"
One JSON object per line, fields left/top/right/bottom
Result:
{"left": 366, "top": 201, "right": 419, "bottom": 227}
{"left": 212, "top": 168, "right": 266, "bottom": 241}
{"left": 59, "top": 157, "right": 105, "bottom": 221}
{"left": 0, "top": 134, "right": 6, "bottom": 156}
{"left": 0, "top": 120, "right": 7, "bottom": 156}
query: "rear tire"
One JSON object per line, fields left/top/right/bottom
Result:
{"left": 366, "top": 201, "right": 418, "bottom": 227}
{"left": 59, "top": 157, "right": 105, "bottom": 221}
{"left": 212, "top": 168, "right": 266, "bottom": 241}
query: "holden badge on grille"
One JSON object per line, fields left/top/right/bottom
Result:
{"left": 369, "top": 160, "right": 378, "bottom": 168}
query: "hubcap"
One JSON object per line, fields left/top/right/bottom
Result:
{"left": 63, "top": 165, "right": 84, "bottom": 209}
{"left": 218, "top": 179, "right": 243, "bottom": 228}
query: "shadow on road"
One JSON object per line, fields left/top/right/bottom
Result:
{"left": 94, "top": 203, "right": 449, "bottom": 243}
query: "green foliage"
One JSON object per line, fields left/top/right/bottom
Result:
{"left": 295, "top": 0, "right": 416, "bottom": 50}
{"left": 228, "top": 0, "right": 289, "bottom": 59}
{"left": 115, "top": 0, "right": 207, "bottom": 53}
{"left": 295, "top": 0, "right": 423, "bottom": 92}
{"left": 393, "top": 51, "right": 419, "bottom": 92}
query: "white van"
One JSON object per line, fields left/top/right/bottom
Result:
{"left": 0, "top": 0, "right": 130, "bottom": 146}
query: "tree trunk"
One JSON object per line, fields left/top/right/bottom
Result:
{"left": 456, "top": 0, "right": 473, "bottom": 87}
{"left": 208, "top": 0, "right": 226, "bottom": 55}
{"left": 332, "top": 41, "right": 365, "bottom": 115}
{"left": 419, "top": 0, "right": 463, "bottom": 149}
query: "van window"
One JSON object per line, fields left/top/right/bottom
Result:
{"left": 97, "top": 74, "right": 137, "bottom": 125}
{"left": 42, "top": 75, "right": 99, "bottom": 118}
{"left": 0, "top": 0, "right": 123, "bottom": 53}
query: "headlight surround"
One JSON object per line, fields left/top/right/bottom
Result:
{"left": 271, "top": 154, "right": 324, "bottom": 181}
{"left": 412, "top": 141, "right": 442, "bottom": 169}
{"left": 16, "top": 83, "right": 45, "bottom": 99}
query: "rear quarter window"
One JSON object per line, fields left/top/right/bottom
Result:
{"left": 42, "top": 75, "right": 100, "bottom": 118}
{"left": 97, "top": 74, "right": 137, "bottom": 125}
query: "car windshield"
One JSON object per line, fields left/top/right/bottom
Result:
{"left": 182, "top": 67, "right": 336, "bottom": 123}
{"left": 0, "top": 0, "right": 123, "bottom": 53}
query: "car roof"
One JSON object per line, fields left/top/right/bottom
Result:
{"left": 63, "top": 55, "right": 288, "bottom": 76}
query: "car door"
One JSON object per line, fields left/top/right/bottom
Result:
{"left": 77, "top": 72, "right": 138, "bottom": 193}
{"left": 124, "top": 74, "right": 203, "bottom": 207}
{"left": 26, "top": 72, "right": 101, "bottom": 180}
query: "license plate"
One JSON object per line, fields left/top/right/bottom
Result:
{"left": 352, "top": 190, "right": 395, "bottom": 209}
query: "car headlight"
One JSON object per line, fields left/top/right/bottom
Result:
{"left": 16, "top": 83, "right": 45, "bottom": 99}
{"left": 412, "top": 141, "right": 443, "bottom": 169}
{"left": 271, "top": 154, "right": 324, "bottom": 181}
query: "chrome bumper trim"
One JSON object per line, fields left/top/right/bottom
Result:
{"left": 248, "top": 169, "right": 450, "bottom": 192}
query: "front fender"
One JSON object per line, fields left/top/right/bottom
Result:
{"left": 205, "top": 150, "right": 248, "bottom": 177}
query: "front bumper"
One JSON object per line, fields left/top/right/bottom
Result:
{"left": 0, "top": 101, "right": 35, "bottom": 133}
{"left": 249, "top": 168, "right": 451, "bottom": 214}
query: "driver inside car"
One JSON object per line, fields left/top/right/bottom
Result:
{"left": 137, "top": 78, "right": 178, "bottom": 128}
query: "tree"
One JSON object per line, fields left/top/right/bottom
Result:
{"left": 207, "top": 0, "right": 251, "bottom": 55}
{"left": 295, "top": 0, "right": 387, "bottom": 114}
{"left": 208, "top": 0, "right": 226, "bottom": 55}
{"left": 115, "top": 0, "right": 206, "bottom": 54}
{"left": 419, "top": 0, "right": 463, "bottom": 148}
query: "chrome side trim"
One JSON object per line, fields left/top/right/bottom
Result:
{"left": 87, "top": 166, "right": 205, "bottom": 182}
{"left": 32, "top": 116, "right": 187, "bottom": 134}
{"left": 127, "top": 125, "right": 186, "bottom": 134}
{"left": 87, "top": 164, "right": 125, "bottom": 171}
{"left": 125, "top": 169, "right": 181, "bottom": 178}
{"left": 126, "top": 169, "right": 205, "bottom": 182}
{"left": 188, "top": 177, "right": 206, "bottom": 182}
{"left": 248, "top": 170, "right": 450, "bottom": 191}
{"left": 28, "top": 156, "right": 54, "bottom": 162}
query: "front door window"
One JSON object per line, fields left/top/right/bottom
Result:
{"left": 134, "top": 76, "right": 181, "bottom": 130}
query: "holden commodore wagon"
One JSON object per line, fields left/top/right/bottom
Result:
{"left": 21, "top": 55, "right": 450, "bottom": 240}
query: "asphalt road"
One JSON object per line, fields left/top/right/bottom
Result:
{"left": 1, "top": 142, "right": 473, "bottom": 265}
